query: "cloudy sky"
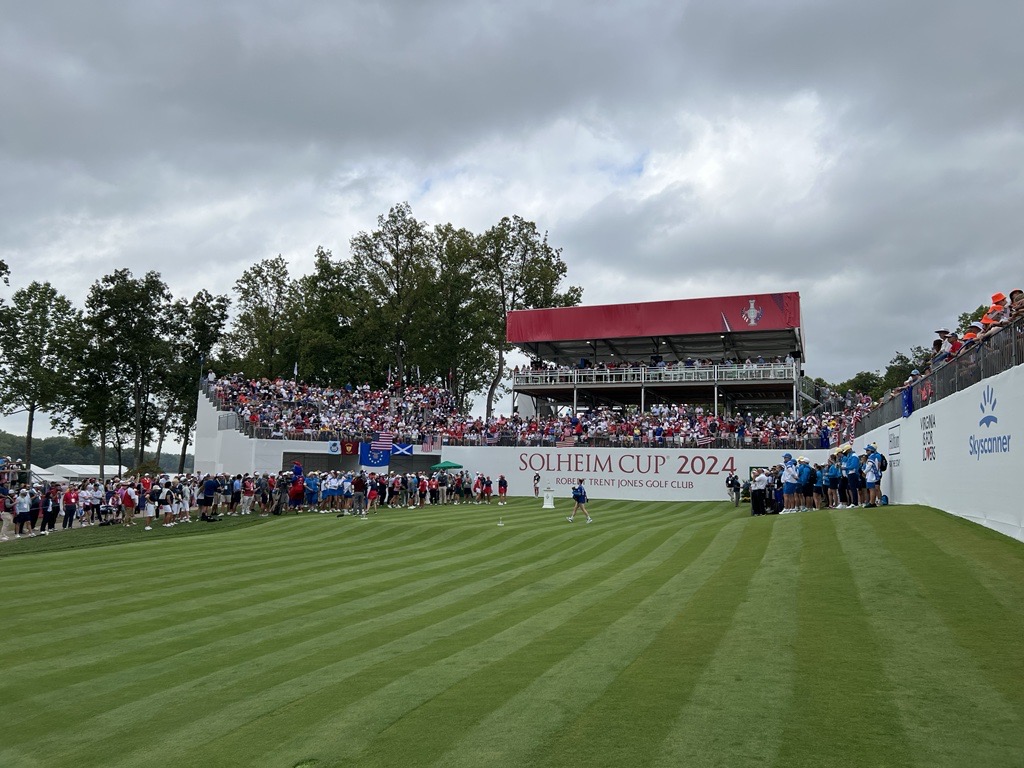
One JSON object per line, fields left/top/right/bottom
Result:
{"left": 3, "top": 0, "right": 1023, "bottom": 439}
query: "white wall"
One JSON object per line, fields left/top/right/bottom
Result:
{"left": 859, "top": 364, "right": 1022, "bottom": 542}
{"left": 194, "top": 393, "right": 339, "bottom": 475}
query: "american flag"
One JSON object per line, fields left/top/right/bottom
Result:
{"left": 371, "top": 431, "right": 394, "bottom": 452}
{"left": 485, "top": 432, "right": 499, "bottom": 445}
{"left": 696, "top": 435, "right": 714, "bottom": 447}
{"left": 555, "top": 437, "right": 576, "bottom": 448}
{"left": 422, "top": 434, "right": 434, "bottom": 453}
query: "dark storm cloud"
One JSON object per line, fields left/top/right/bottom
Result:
{"left": 2, "top": 0, "right": 1023, "bottom": 391}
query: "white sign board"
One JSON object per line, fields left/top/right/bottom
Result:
{"left": 441, "top": 446, "right": 832, "bottom": 503}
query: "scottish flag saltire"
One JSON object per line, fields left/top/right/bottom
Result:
{"left": 359, "top": 442, "right": 390, "bottom": 467}
{"left": 902, "top": 388, "right": 914, "bottom": 418}
{"left": 391, "top": 443, "right": 413, "bottom": 456}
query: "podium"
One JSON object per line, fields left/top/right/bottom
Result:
{"left": 542, "top": 487, "right": 555, "bottom": 509}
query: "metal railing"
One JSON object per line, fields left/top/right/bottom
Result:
{"left": 857, "top": 315, "right": 1023, "bottom": 435}
{"left": 512, "top": 363, "right": 797, "bottom": 387}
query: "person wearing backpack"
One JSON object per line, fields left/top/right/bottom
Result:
{"left": 566, "top": 478, "right": 593, "bottom": 523}
{"left": 157, "top": 481, "right": 175, "bottom": 527}
{"left": 864, "top": 444, "right": 884, "bottom": 508}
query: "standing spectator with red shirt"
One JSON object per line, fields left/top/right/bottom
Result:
{"left": 61, "top": 483, "right": 79, "bottom": 530}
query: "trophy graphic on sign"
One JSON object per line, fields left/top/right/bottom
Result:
{"left": 741, "top": 299, "right": 764, "bottom": 327}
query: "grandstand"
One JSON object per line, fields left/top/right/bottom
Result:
{"left": 508, "top": 293, "right": 811, "bottom": 415}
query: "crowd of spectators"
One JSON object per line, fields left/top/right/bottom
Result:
{"left": 207, "top": 372, "right": 461, "bottom": 443}
{"left": 206, "top": 370, "right": 867, "bottom": 450}
{"left": 455, "top": 404, "right": 862, "bottom": 450}
{"left": 0, "top": 464, "right": 509, "bottom": 544}
{"left": 863, "top": 288, "right": 1024, "bottom": 413}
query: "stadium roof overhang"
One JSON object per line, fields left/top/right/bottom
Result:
{"left": 507, "top": 293, "right": 804, "bottom": 367}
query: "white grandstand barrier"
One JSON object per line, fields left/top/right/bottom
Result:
{"left": 859, "top": 363, "right": 1022, "bottom": 543}
{"left": 195, "top": 390, "right": 339, "bottom": 475}
{"left": 441, "top": 445, "right": 832, "bottom": 503}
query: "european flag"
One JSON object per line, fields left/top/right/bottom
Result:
{"left": 359, "top": 442, "right": 390, "bottom": 467}
{"left": 902, "top": 388, "right": 914, "bottom": 418}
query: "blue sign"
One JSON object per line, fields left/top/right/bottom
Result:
{"left": 359, "top": 443, "right": 390, "bottom": 467}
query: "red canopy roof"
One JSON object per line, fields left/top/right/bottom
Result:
{"left": 507, "top": 293, "right": 801, "bottom": 343}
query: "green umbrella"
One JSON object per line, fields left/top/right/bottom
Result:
{"left": 430, "top": 460, "right": 463, "bottom": 470}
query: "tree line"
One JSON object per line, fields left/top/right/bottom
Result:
{"left": 0, "top": 205, "right": 581, "bottom": 475}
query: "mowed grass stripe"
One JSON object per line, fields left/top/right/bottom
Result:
{"left": 835, "top": 512, "right": 1023, "bottom": 767}
{"left": 7, "top": 501, "right": 714, "bottom": 690}
{"left": 898, "top": 508, "right": 1024, "bottom": 615}
{"left": 3, "top": 522, "right": 525, "bottom": 645}
{"left": 651, "top": 517, "right": 803, "bottom": 768}
{"left": 139, "top": 515, "right": 732, "bottom": 768}
{"left": 0, "top": 518, "right": 477, "bottom": 616}
{"left": 5, "top": 514, "right": 681, "bottom": 714}
{"left": 772, "top": 512, "right": 913, "bottom": 768}
{"left": 250, "top": 516, "right": 740, "bottom": 768}
{"left": 7, "top": 512, "right": 713, "bottom": 766}
{"left": 517, "top": 518, "right": 770, "bottom": 768}
{"left": 428, "top": 518, "right": 770, "bottom": 768}
{"left": 8, "top": 501, "right": 719, "bottom": 670}
{"left": 863, "top": 509, "right": 1024, "bottom": 720}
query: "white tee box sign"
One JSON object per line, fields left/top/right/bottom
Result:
{"left": 542, "top": 487, "right": 555, "bottom": 509}
{"left": 441, "top": 446, "right": 831, "bottom": 503}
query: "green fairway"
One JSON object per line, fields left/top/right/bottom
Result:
{"left": 2, "top": 501, "right": 1023, "bottom": 768}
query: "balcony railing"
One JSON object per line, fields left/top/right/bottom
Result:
{"left": 512, "top": 363, "right": 797, "bottom": 387}
{"left": 856, "top": 315, "right": 1023, "bottom": 435}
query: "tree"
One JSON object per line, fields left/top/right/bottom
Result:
{"left": 290, "top": 247, "right": 370, "bottom": 385}
{"left": 82, "top": 269, "right": 174, "bottom": 464}
{"left": 163, "top": 290, "right": 230, "bottom": 472}
{"left": 834, "top": 370, "right": 883, "bottom": 398}
{"left": 418, "top": 223, "right": 495, "bottom": 408}
{"left": 957, "top": 304, "right": 988, "bottom": 334}
{"left": 348, "top": 203, "right": 435, "bottom": 382}
{"left": 226, "top": 255, "right": 298, "bottom": 379}
{"left": 476, "top": 216, "right": 582, "bottom": 417}
{"left": 0, "top": 282, "right": 80, "bottom": 469}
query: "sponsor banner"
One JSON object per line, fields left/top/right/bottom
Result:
{"left": 440, "top": 446, "right": 832, "bottom": 502}
{"left": 860, "top": 364, "right": 1021, "bottom": 542}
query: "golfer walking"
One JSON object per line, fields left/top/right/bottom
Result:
{"left": 566, "top": 478, "right": 592, "bottom": 523}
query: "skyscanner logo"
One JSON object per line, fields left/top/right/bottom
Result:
{"left": 979, "top": 385, "right": 998, "bottom": 427}
{"left": 969, "top": 385, "right": 1011, "bottom": 460}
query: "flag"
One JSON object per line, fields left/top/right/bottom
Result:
{"left": 422, "top": 434, "right": 434, "bottom": 453}
{"left": 327, "top": 440, "right": 341, "bottom": 454}
{"left": 555, "top": 437, "right": 576, "bottom": 448}
{"left": 696, "top": 435, "right": 714, "bottom": 447}
{"left": 391, "top": 443, "right": 413, "bottom": 456}
{"left": 371, "top": 431, "right": 394, "bottom": 452}
{"left": 341, "top": 440, "right": 357, "bottom": 456}
{"left": 359, "top": 442, "right": 390, "bottom": 468}
{"left": 901, "top": 388, "right": 914, "bottom": 418}
{"left": 485, "top": 432, "right": 499, "bottom": 445}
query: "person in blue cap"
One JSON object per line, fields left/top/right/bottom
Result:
{"left": 841, "top": 445, "right": 863, "bottom": 507}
